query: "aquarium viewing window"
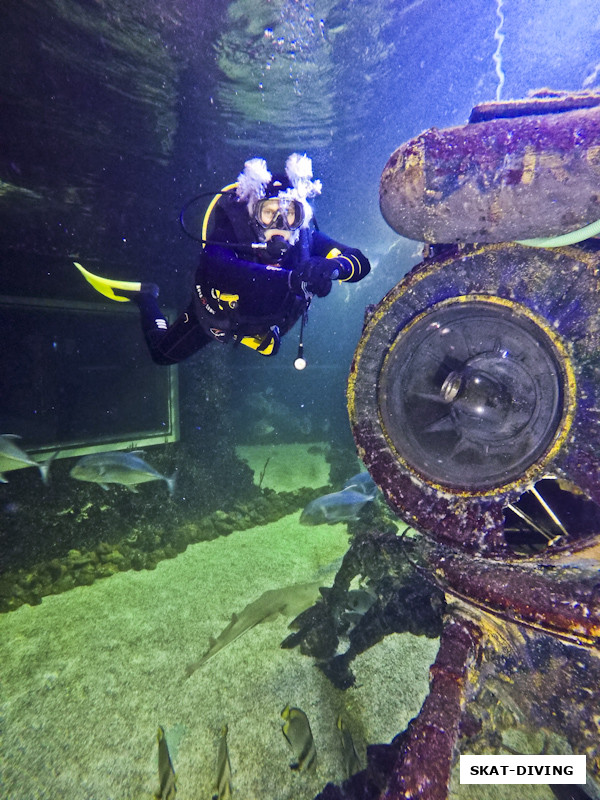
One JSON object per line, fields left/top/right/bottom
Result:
{"left": 0, "top": 296, "right": 179, "bottom": 459}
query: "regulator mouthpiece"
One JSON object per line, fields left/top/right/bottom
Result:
{"left": 252, "top": 237, "right": 290, "bottom": 260}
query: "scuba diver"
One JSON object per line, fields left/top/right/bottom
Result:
{"left": 75, "top": 153, "right": 370, "bottom": 369}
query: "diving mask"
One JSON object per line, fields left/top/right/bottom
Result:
{"left": 254, "top": 197, "right": 305, "bottom": 231}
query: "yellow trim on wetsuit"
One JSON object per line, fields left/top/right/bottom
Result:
{"left": 213, "top": 289, "right": 239, "bottom": 310}
{"left": 239, "top": 333, "right": 277, "bottom": 355}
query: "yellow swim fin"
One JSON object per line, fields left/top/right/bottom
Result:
{"left": 74, "top": 262, "right": 143, "bottom": 302}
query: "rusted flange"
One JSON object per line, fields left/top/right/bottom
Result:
{"left": 348, "top": 243, "right": 600, "bottom": 554}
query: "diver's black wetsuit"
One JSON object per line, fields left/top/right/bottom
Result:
{"left": 136, "top": 193, "right": 370, "bottom": 365}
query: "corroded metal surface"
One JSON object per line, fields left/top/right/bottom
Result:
{"left": 380, "top": 617, "right": 482, "bottom": 800}
{"left": 315, "top": 95, "right": 600, "bottom": 799}
{"left": 308, "top": 237, "right": 600, "bottom": 800}
{"left": 305, "top": 530, "right": 600, "bottom": 800}
{"left": 348, "top": 243, "right": 600, "bottom": 554}
{"left": 468, "top": 89, "right": 600, "bottom": 123}
{"left": 426, "top": 540, "right": 600, "bottom": 647}
{"left": 379, "top": 92, "right": 600, "bottom": 243}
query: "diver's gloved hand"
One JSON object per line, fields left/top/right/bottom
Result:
{"left": 289, "top": 257, "right": 338, "bottom": 297}
{"left": 328, "top": 257, "right": 354, "bottom": 281}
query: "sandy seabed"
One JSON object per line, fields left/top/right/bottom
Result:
{"left": 235, "top": 443, "right": 332, "bottom": 491}
{"left": 0, "top": 504, "right": 441, "bottom": 800}
{"left": 0, "top": 444, "right": 557, "bottom": 800}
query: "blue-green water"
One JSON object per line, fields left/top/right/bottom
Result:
{"left": 1, "top": 0, "right": 599, "bottom": 798}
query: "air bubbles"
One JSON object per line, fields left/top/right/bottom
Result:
{"left": 493, "top": 0, "right": 506, "bottom": 101}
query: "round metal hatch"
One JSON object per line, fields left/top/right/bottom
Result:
{"left": 378, "top": 296, "right": 565, "bottom": 491}
{"left": 347, "top": 243, "right": 596, "bottom": 551}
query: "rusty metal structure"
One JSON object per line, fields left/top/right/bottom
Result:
{"left": 293, "top": 93, "right": 600, "bottom": 799}
{"left": 379, "top": 91, "right": 600, "bottom": 243}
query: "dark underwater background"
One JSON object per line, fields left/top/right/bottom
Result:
{"left": 2, "top": 0, "right": 598, "bottom": 573}
{"left": 1, "top": 1, "right": 598, "bottom": 798}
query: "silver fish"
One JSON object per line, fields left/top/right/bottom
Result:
{"left": 337, "top": 715, "right": 362, "bottom": 779}
{"left": 155, "top": 726, "right": 177, "bottom": 800}
{"left": 300, "top": 487, "right": 376, "bottom": 525}
{"left": 343, "top": 471, "right": 378, "bottom": 496}
{"left": 343, "top": 588, "right": 377, "bottom": 626}
{"left": 347, "top": 588, "right": 376, "bottom": 614}
{"left": 70, "top": 451, "right": 175, "bottom": 495}
{"left": 185, "top": 581, "right": 323, "bottom": 677}
{"left": 214, "top": 724, "right": 232, "bottom": 799}
{"left": 281, "top": 705, "right": 316, "bottom": 771}
{"left": 251, "top": 419, "right": 276, "bottom": 437}
{"left": 0, "top": 434, "right": 54, "bottom": 484}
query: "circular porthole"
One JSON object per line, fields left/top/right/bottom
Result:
{"left": 378, "top": 297, "right": 566, "bottom": 491}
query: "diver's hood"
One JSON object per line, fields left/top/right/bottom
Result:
{"left": 235, "top": 153, "right": 322, "bottom": 244}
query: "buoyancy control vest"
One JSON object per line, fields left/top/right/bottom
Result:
{"left": 193, "top": 191, "right": 307, "bottom": 339}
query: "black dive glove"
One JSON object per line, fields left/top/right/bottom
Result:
{"left": 289, "top": 257, "right": 349, "bottom": 298}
